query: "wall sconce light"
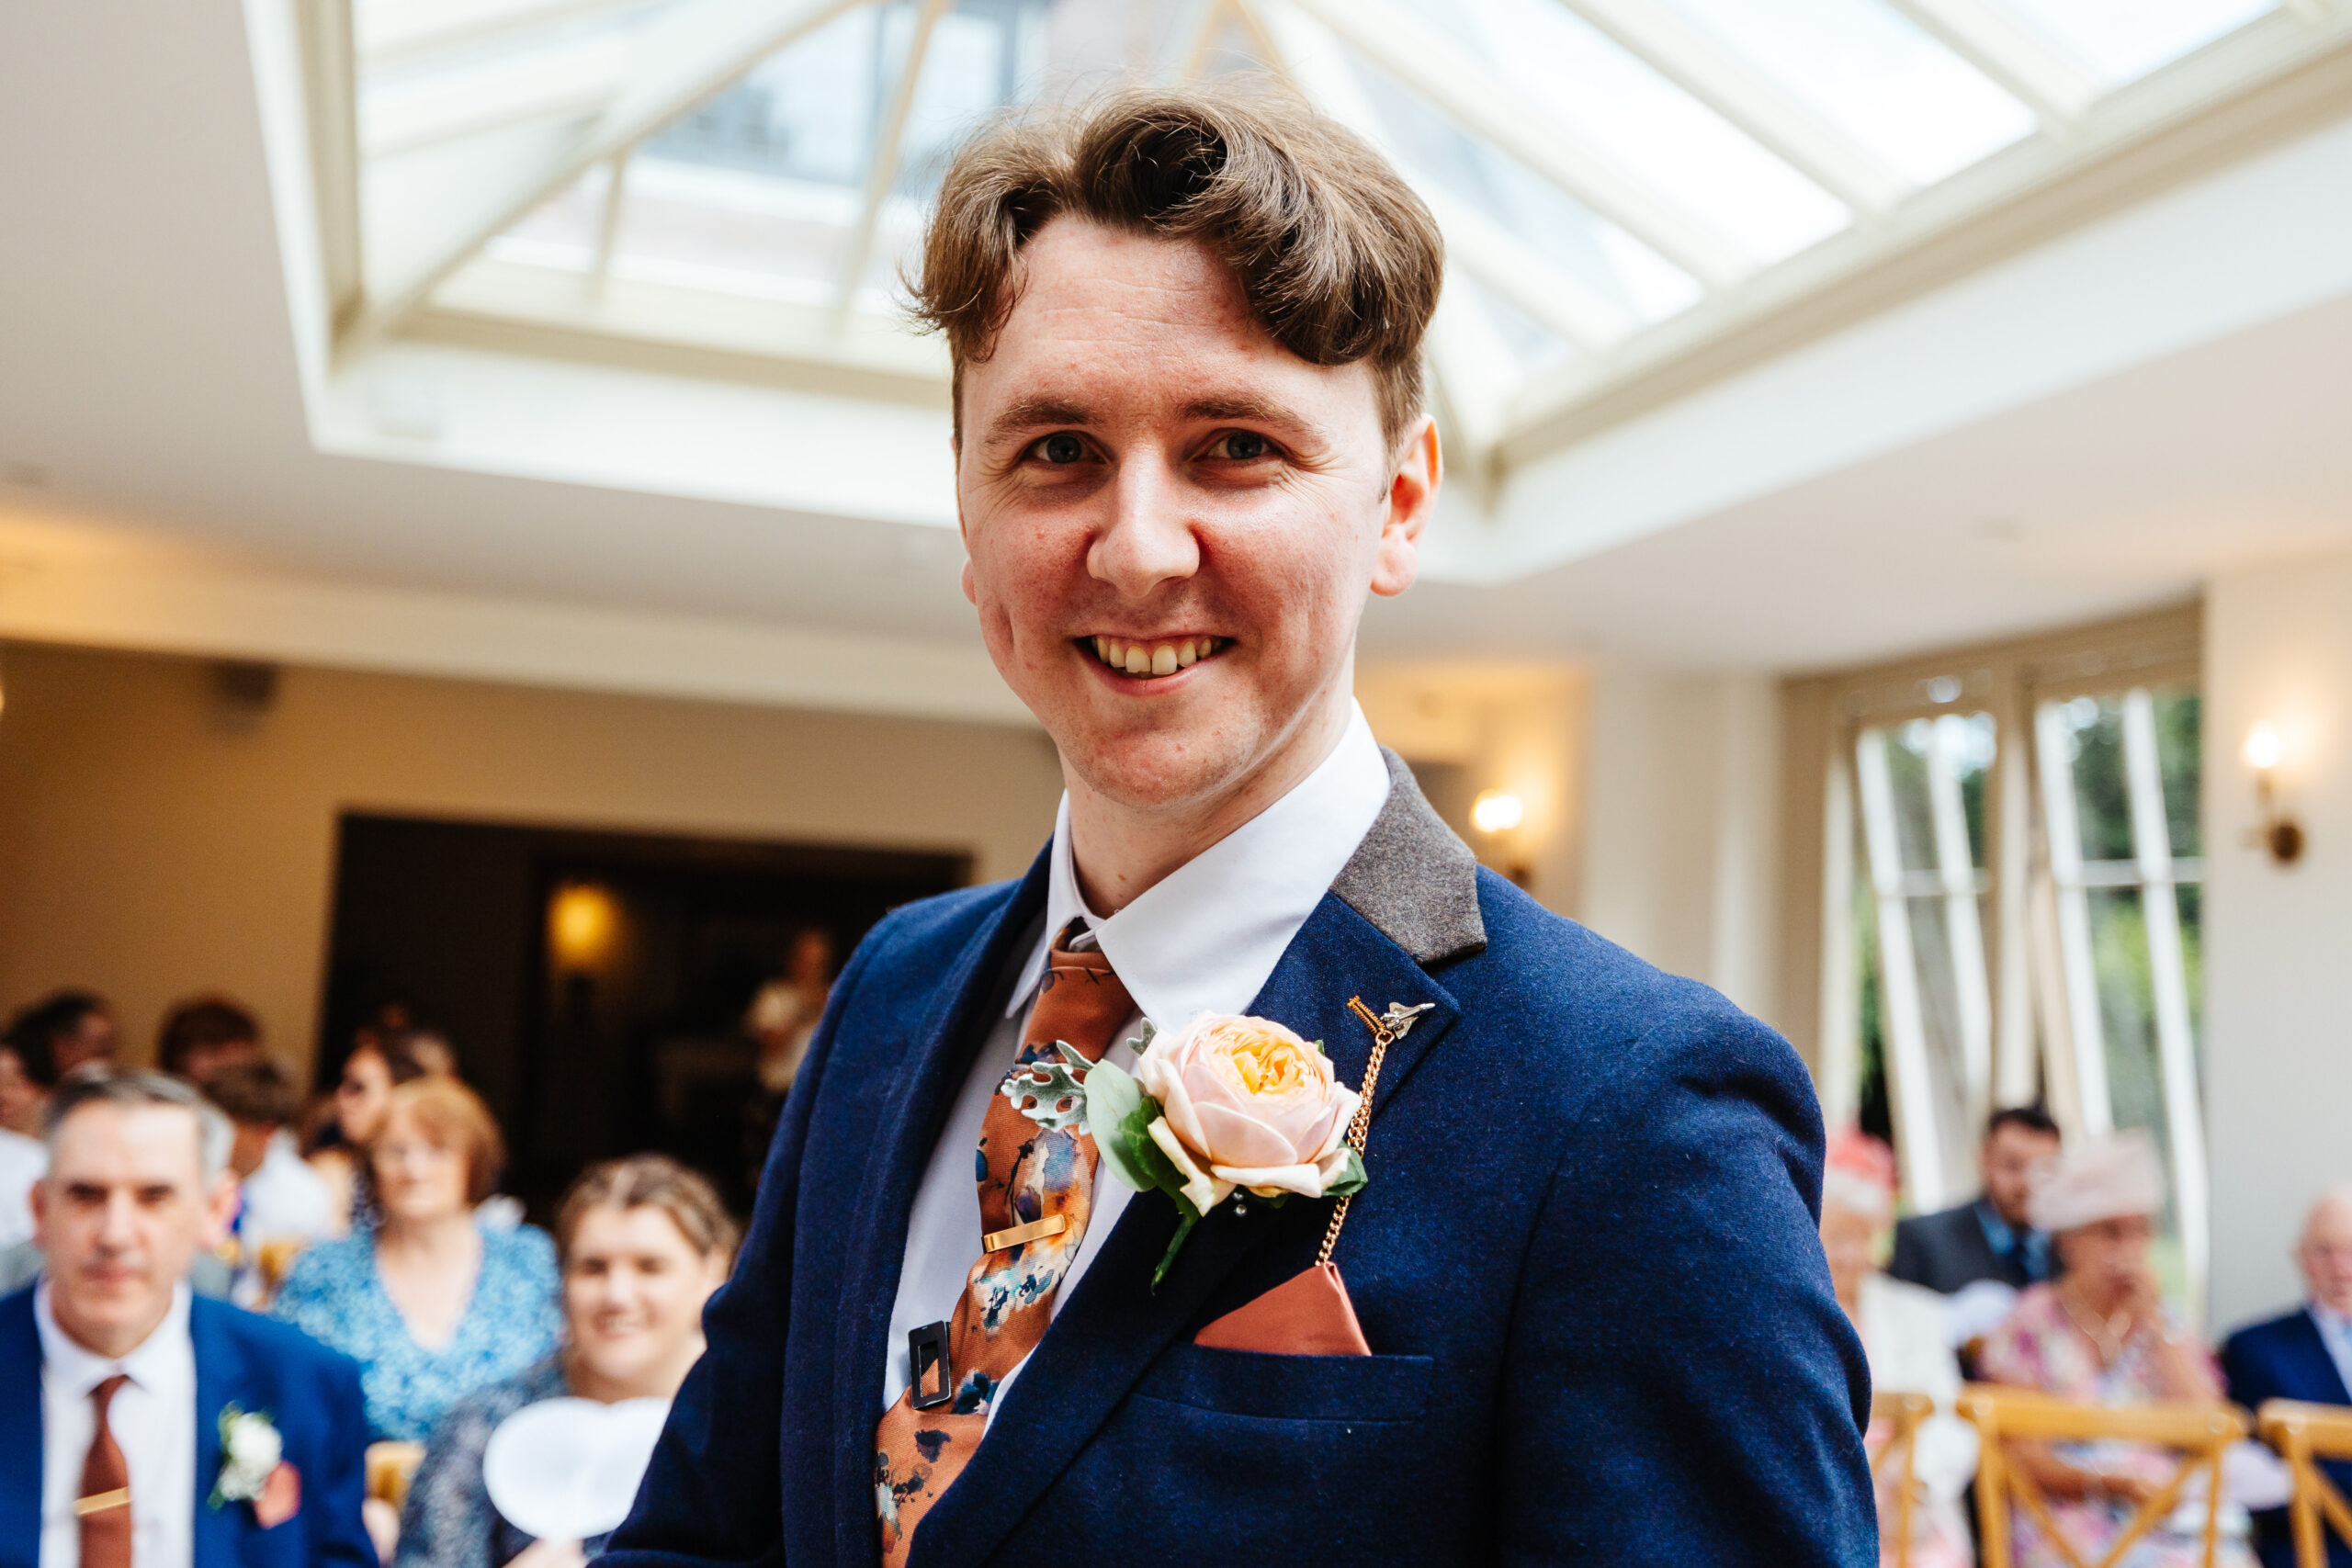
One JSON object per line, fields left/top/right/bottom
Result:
{"left": 1470, "top": 790, "right": 1524, "bottom": 834}
{"left": 2243, "top": 721, "right": 2304, "bottom": 865}
{"left": 548, "top": 882, "right": 621, "bottom": 968}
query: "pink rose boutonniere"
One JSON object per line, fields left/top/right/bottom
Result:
{"left": 1075, "top": 1013, "right": 1368, "bottom": 1288}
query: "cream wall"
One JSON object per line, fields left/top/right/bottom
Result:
{"left": 0, "top": 640, "right": 1064, "bottom": 1077}
{"left": 1577, "top": 665, "right": 1786, "bottom": 1029}
{"left": 2204, "top": 547, "right": 2352, "bottom": 1334}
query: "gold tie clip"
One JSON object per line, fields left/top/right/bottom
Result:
{"left": 982, "top": 1213, "right": 1067, "bottom": 1253}
{"left": 75, "top": 1489, "right": 130, "bottom": 1517}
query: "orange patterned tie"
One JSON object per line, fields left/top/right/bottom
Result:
{"left": 79, "top": 1374, "right": 132, "bottom": 1568}
{"left": 873, "top": 929, "right": 1134, "bottom": 1565}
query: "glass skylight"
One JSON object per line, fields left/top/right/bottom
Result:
{"left": 340, "top": 0, "right": 2317, "bottom": 460}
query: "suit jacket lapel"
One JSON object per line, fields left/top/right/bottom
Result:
{"left": 830, "top": 850, "right": 1052, "bottom": 1568}
{"left": 0, "top": 1292, "right": 42, "bottom": 1568}
{"left": 190, "top": 1298, "right": 256, "bottom": 1568}
{"left": 2290, "top": 1310, "right": 2352, "bottom": 1404}
{"left": 910, "top": 890, "right": 1467, "bottom": 1568}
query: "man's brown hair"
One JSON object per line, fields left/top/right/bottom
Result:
{"left": 911, "top": 84, "right": 1443, "bottom": 447}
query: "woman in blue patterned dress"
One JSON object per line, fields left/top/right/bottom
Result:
{"left": 277, "top": 1077, "right": 561, "bottom": 1442}
{"left": 394, "top": 1156, "right": 737, "bottom": 1568}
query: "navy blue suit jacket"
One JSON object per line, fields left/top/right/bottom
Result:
{"left": 607, "top": 770, "right": 1875, "bottom": 1566}
{"left": 2223, "top": 1306, "right": 2352, "bottom": 1568}
{"left": 0, "top": 1286, "right": 375, "bottom": 1568}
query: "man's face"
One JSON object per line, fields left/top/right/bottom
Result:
{"left": 179, "top": 1037, "right": 257, "bottom": 1089}
{"left": 2299, "top": 1198, "right": 2352, "bottom": 1314}
{"left": 56, "top": 1010, "right": 118, "bottom": 1075}
{"left": 1982, "top": 1124, "right": 2061, "bottom": 1227}
{"left": 32, "top": 1103, "right": 232, "bottom": 1355}
{"left": 956, "top": 218, "right": 1435, "bottom": 820}
{"left": 0, "top": 1048, "right": 40, "bottom": 1130}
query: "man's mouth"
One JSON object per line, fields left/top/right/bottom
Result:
{"left": 1084, "top": 636, "right": 1228, "bottom": 680}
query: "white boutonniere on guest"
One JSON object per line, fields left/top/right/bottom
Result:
{"left": 211, "top": 1404, "right": 301, "bottom": 1528}
{"left": 1004, "top": 1013, "right": 1367, "bottom": 1289}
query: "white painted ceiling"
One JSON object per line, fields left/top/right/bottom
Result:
{"left": 2, "top": 0, "right": 2350, "bottom": 715}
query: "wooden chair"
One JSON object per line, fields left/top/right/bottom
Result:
{"left": 2258, "top": 1399, "right": 2352, "bottom": 1568}
{"left": 1957, "top": 1384, "right": 2246, "bottom": 1568}
{"left": 1871, "top": 1390, "right": 1937, "bottom": 1568}
{"left": 364, "top": 1440, "right": 425, "bottom": 1511}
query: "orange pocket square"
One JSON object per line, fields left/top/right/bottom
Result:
{"left": 254, "top": 1463, "right": 300, "bottom": 1529}
{"left": 1193, "top": 1262, "right": 1371, "bottom": 1356}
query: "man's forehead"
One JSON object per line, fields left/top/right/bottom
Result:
{"left": 51, "top": 1102, "right": 202, "bottom": 1179}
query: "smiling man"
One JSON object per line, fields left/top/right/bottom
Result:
{"left": 606, "top": 87, "right": 1873, "bottom": 1566}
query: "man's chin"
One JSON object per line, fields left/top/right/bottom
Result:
{"left": 1063, "top": 728, "right": 1259, "bottom": 815}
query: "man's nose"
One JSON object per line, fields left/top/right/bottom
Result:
{"left": 96, "top": 1191, "right": 140, "bottom": 1245}
{"left": 1088, "top": 450, "right": 1199, "bottom": 599}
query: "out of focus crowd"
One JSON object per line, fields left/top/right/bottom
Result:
{"left": 1, "top": 988, "right": 741, "bottom": 1568}
{"left": 1827, "top": 1106, "right": 2352, "bottom": 1568}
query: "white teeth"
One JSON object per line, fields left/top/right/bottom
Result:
{"left": 1090, "top": 637, "right": 1222, "bottom": 676}
{"left": 1124, "top": 644, "right": 1149, "bottom": 675}
{"left": 1176, "top": 640, "right": 1197, "bottom": 668}
{"left": 1094, "top": 637, "right": 1110, "bottom": 664}
{"left": 1151, "top": 645, "right": 1178, "bottom": 676}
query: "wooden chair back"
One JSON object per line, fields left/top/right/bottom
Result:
{"left": 1870, "top": 1390, "right": 1936, "bottom": 1567}
{"left": 2258, "top": 1399, "right": 2352, "bottom": 1568}
{"left": 1956, "top": 1384, "right": 2246, "bottom": 1568}
{"left": 364, "top": 1440, "right": 426, "bottom": 1511}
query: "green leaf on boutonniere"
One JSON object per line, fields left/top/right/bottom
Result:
{"left": 1150, "top": 1195, "right": 1202, "bottom": 1293}
{"left": 1324, "top": 1146, "right": 1368, "bottom": 1199}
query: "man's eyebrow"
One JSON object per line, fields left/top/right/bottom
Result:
{"left": 1183, "top": 395, "right": 1327, "bottom": 438}
{"left": 984, "top": 396, "right": 1091, "bottom": 444}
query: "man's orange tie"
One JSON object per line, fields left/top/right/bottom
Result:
{"left": 873, "top": 929, "right": 1133, "bottom": 1565}
{"left": 78, "top": 1374, "right": 132, "bottom": 1568}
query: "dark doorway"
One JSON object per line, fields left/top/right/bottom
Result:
{"left": 320, "top": 814, "right": 968, "bottom": 1220}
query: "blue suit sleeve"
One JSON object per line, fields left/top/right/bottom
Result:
{"left": 304, "top": 1344, "right": 379, "bottom": 1568}
{"left": 1493, "top": 1001, "right": 1878, "bottom": 1566}
{"left": 601, "top": 934, "right": 879, "bottom": 1568}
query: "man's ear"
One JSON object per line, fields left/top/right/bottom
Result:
{"left": 1371, "top": 415, "right": 1440, "bottom": 599}
{"left": 200, "top": 1170, "right": 239, "bottom": 1248}
{"left": 28, "top": 1178, "right": 48, "bottom": 1251}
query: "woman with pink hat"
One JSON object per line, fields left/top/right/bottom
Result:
{"left": 1976, "top": 1130, "right": 2254, "bottom": 1567}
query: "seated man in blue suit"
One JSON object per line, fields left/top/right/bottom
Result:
{"left": 0, "top": 1066, "right": 374, "bottom": 1568}
{"left": 2223, "top": 1190, "right": 2352, "bottom": 1568}
{"left": 605, "top": 85, "right": 1874, "bottom": 1568}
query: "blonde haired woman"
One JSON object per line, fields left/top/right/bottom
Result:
{"left": 395, "top": 1156, "right": 737, "bottom": 1568}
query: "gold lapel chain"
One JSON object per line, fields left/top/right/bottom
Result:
{"left": 1317, "top": 998, "right": 1430, "bottom": 1266}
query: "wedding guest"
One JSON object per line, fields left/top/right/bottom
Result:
{"left": 157, "top": 996, "right": 264, "bottom": 1089}
{"left": 1820, "top": 1130, "right": 1977, "bottom": 1568}
{"left": 1892, "top": 1106, "right": 2063, "bottom": 1295}
{"left": 275, "top": 1078, "right": 561, "bottom": 1442}
{"left": 0, "top": 1066, "right": 374, "bottom": 1568}
{"left": 14, "top": 989, "right": 120, "bottom": 1081}
{"left": 0, "top": 998, "right": 76, "bottom": 1250}
{"left": 396, "top": 1156, "right": 736, "bottom": 1568}
{"left": 744, "top": 929, "right": 833, "bottom": 1098}
{"left": 308, "top": 1029, "right": 434, "bottom": 1235}
{"left": 208, "top": 1059, "right": 337, "bottom": 1304}
{"left": 2222, "top": 1190, "right": 2352, "bottom": 1568}
{"left": 1977, "top": 1131, "right": 2252, "bottom": 1568}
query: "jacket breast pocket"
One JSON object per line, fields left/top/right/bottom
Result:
{"left": 1132, "top": 1341, "right": 1433, "bottom": 1423}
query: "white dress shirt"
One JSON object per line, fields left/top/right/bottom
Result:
{"left": 0, "top": 1127, "right": 45, "bottom": 1250}
{"left": 2311, "top": 1301, "right": 2352, "bottom": 1398}
{"left": 37, "top": 1281, "right": 199, "bottom": 1568}
{"left": 880, "top": 703, "right": 1392, "bottom": 1416}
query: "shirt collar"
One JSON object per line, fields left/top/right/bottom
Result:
{"left": 1007, "top": 702, "right": 1392, "bottom": 1033}
{"left": 2312, "top": 1301, "right": 2352, "bottom": 1340}
{"left": 35, "top": 1278, "right": 194, "bottom": 1398}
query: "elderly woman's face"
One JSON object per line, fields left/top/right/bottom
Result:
{"left": 371, "top": 1110, "right": 469, "bottom": 1224}
{"left": 1819, "top": 1203, "right": 1880, "bottom": 1303}
{"left": 2060, "top": 1213, "right": 2154, "bottom": 1296}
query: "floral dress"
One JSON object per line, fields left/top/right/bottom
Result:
{"left": 274, "top": 1223, "right": 562, "bottom": 1442}
{"left": 1976, "top": 1283, "right": 2255, "bottom": 1568}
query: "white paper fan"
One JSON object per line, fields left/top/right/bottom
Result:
{"left": 482, "top": 1396, "right": 671, "bottom": 1542}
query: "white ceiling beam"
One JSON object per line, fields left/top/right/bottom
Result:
{"left": 357, "top": 0, "right": 643, "bottom": 70}
{"left": 1268, "top": 0, "right": 1753, "bottom": 291}
{"left": 359, "top": 34, "right": 626, "bottom": 157}
{"left": 352, "top": 0, "right": 874, "bottom": 345}
{"left": 1415, "top": 186, "right": 1632, "bottom": 351}
{"left": 591, "top": 152, "right": 631, "bottom": 296}
{"left": 1878, "top": 0, "right": 2100, "bottom": 126}
{"left": 835, "top": 0, "right": 953, "bottom": 322}
{"left": 1175, "top": 0, "right": 1233, "bottom": 83}
{"left": 1552, "top": 0, "right": 1908, "bottom": 214}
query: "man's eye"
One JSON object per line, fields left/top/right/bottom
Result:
{"left": 1036, "top": 433, "right": 1086, "bottom": 464}
{"left": 1210, "top": 431, "right": 1272, "bottom": 460}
